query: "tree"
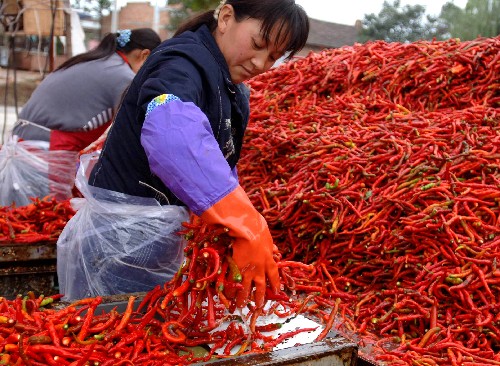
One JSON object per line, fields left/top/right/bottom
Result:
{"left": 167, "top": 0, "right": 219, "bottom": 32}
{"left": 358, "top": 0, "right": 449, "bottom": 43}
{"left": 438, "top": 2, "right": 464, "bottom": 38}
{"left": 72, "top": 0, "right": 111, "bottom": 38}
{"left": 171, "top": 0, "right": 219, "bottom": 12}
{"left": 440, "top": 0, "right": 500, "bottom": 40}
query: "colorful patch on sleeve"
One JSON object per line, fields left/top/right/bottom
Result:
{"left": 146, "top": 94, "right": 181, "bottom": 118}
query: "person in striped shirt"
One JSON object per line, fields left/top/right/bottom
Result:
{"left": 11, "top": 28, "right": 161, "bottom": 152}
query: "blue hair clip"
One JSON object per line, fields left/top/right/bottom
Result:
{"left": 117, "top": 29, "right": 132, "bottom": 48}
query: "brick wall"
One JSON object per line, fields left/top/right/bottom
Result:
{"left": 101, "top": 2, "right": 172, "bottom": 41}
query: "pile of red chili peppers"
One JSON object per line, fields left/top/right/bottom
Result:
{"left": 0, "top": 197, "right": 75, "bottom": 243}
{"left": 0, "top": 218, "right": 329, "bottom": 365}
{"left": 1, "top": 36, "right": 500, "bottom": 365}
{"left": 239, "top": 36, "right": 500, "bottom": 364}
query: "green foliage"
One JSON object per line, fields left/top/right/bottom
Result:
{"left": 72, "top": 0, "right": 111, "bottom": 18}
{"left": 166, "top": 0, "right": 219, "bottom": 32}
{"left": 440, "top": 0, "right": 500, "bottom": 40}
{"left": 358, "top": 0, "right": 449, "bottom": 42}
{"left": 360, "top": 0, "right": 500, "bottom": 43}
{"left": 166, "top": 6, "right": 189, "bottom": 32}
{"left": 170, "top": 0, "right": 219, "bottom": 12}
{"left": 71, "top": 0, "right": 111, "bottom": 38}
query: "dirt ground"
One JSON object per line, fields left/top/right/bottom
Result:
{"left": 0, "top": 67, "right": 41, "bottom": 107}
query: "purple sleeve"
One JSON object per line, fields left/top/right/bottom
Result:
{"left": 231, "top": 166, "right": 238, "bottom": 181}
{"left": 140, "top": 99, "right": 238, "bottom": 215}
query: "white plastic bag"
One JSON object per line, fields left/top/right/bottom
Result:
{"left": 0, "top": 137, "right": 77, "bottom": 206}
{"left": 57, "top": 152, "right": 189, "bottom": 301}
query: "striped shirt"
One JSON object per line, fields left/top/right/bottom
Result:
{"left": 12, "top": 53, "right": 134, "bottom": 142}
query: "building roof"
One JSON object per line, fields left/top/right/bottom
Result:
{"left": 307, "top": 18, "right": 359, "bottom": 49}
{"left": 75, "top": 9, "right": 93, "bottom": 20}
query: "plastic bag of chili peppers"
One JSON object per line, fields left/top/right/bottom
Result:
{"left": 0, "top": 136, "right": 77, "bottom": 206}
{"left": 57, "top": 152, "right": 189, "bottom": 301}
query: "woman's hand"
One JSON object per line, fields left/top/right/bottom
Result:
{"left": 231, "top": 216, "right": 280, "bottom": 308}
{"left": 200, "top": 185, "right": 280, "bottom": 308}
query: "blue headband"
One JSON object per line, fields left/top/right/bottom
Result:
{"left": 117, "top": 29, "right": 131, "bottom": 48}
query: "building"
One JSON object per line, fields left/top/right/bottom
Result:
{"left": 101, "top": 2, "right": 174, "bottom": 41}
{"left": 299, "top": 18, "right": 360, "bottom": 56}
{"left": 76, "top": 10, "right": 101, "bottom": 46}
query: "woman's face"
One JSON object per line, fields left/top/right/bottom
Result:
{"left": 215, "top": 5, "right": 286, "bottom": 84}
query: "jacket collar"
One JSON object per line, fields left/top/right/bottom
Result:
{"left": 197, "top": 25, "right": 236, "bottom": 93}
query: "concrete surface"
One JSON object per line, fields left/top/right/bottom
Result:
{"left": 0, "top": 105, "right": 19, "bottom": 144}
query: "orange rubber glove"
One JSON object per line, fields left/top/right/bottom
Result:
{"left": 201, "top": 185, "right": 280, "bottom": 308}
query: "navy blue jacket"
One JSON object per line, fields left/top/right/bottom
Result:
{"left": 89, "top": 25, "right": 250, "bottom": 206}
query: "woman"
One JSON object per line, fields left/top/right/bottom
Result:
{"left": 59, "top": 0, "right": 309, "bottom": 305}
{"left": 12, "top": 28, "right": 161, "bottom": 152}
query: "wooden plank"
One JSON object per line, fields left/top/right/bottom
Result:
{"left": 0, "top": 240, "right": 57, "bottom": 262}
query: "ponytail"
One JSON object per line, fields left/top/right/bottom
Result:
{"left": 56, "top": 28, "right": 161, "bottom": 71}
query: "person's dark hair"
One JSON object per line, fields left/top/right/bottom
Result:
{"left": 174, "top": 0, "right": 309, "bottom": 59}
{"left": 56, "top": 28, "right": 161, "bottom": 71}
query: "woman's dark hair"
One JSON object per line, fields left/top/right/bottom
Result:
{"left": 174, "top": 0, "right": 309, "bottom": 59}
{"left": 56, "top": 28, "right": 161, "bottom": 71}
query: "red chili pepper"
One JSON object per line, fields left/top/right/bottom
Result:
{"left": 195, "top": 247, "right": 221, "bottom": 284}
{"left": 315, "top": 298, "right": 341, "bottom": 342}
{"left": 76, "top": 296, "right": 102, "bottom": 343}
{"left": 172, "top": 279, "right": 191, "bottom": 298}
{"left": 136, "top": 285, "right": 162, "bottom": 313}
{"left": 161, "top": 321, "right": 186, "bottom": 343}
{"left": 70, "top": 342, "right": 96, "bottom": 366}
{"left": 88, "top": 309, "right": 118, "bottom": 333}
{"left": 226, "top": 255, "right": 242, "bottom": 283}
{"left": 418, "top": 326, "right": 442, "bottom": 348}
{"left": 104, "top": 296, "right": 136, "bottom": 343}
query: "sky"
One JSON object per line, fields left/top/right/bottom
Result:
{"left": 294, "top": 0, "right": 469, "bottom": 25}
